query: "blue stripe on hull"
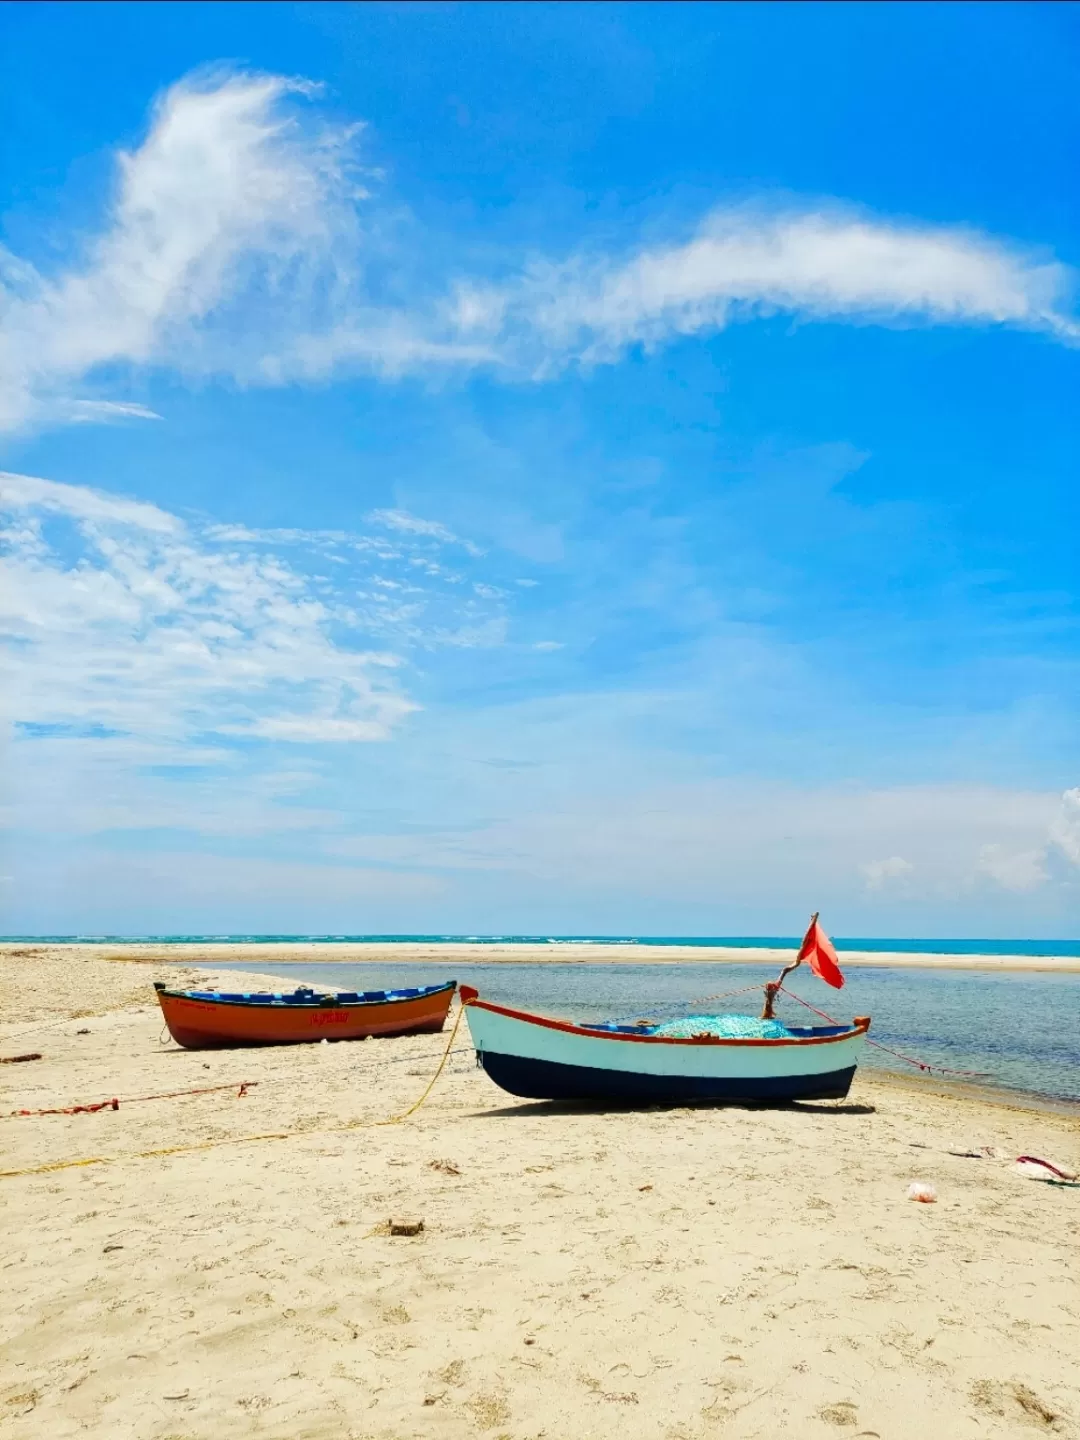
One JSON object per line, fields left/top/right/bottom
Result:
{"left": 479, "top": 1051, "right": 857, "bottom": 1104}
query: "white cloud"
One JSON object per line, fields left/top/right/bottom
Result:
{"left": 1, "top": 69, "right": 1076, "bottom": 431}
{"left": 0, "top": 469, "right": 182, "bottom": 532}
{"left": 0, "top": 469, "right": 505, "bottom": 756}
{"left": 482, "top": 210, "right": 1079, "bottom": 369}
{"left": 860, "top": 855, "right": 914, "bottom": 891}
{"left": 206, "top": 523, "right": 324, "bottom": 544}
{"left": 1049, "top": 787, "right": 1080, "bottom": 867}
{"left": 967, "top": 789, "right": 1080, "bottom": 892}
{"left": 248, "top": 716, "right": 393, "bottom": 743}
{"left": 977, "top": 844, "right": 1049, "bottom": 893}
{"left": 0, "top": 70, "right": 480, "bottom": 432}
{"left": 64, "top": 400, "right": 164, "bottom": 424}
{"left": 368, "top": 508, "right": 483, "bottom": 555}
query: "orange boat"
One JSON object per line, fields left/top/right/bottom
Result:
{"left": 154, "top": 980, "right": 457, "bottom": 1049}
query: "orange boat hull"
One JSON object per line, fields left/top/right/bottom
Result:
{"left": 156, "top": 983, "right": 456, "bottom": 1049}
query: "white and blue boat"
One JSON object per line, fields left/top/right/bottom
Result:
{"left": 459, "top": 985, "right": 870, "bottom": 1104}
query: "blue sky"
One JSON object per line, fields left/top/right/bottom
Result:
{"left": 1, "top": 1, "right": 1077, "bottom": 936}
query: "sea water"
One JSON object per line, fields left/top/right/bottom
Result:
{"left": 201, "top": 958, "right": 1080, "bottom": 1104}
{"left": 24, "top": 934, "right": 1080, "bottom": 957}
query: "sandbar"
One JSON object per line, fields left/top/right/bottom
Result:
{"left": 4, "top": 939, "right": 1079, "bottom": 973}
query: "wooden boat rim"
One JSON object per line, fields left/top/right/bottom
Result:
{"left": 460, "top": 988, "right": 870, "bottom": 1048}
{"left": 156, "top": 980, "right": 457, "bottom": 1011}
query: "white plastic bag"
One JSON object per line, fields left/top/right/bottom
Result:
{"left": 907, "top": 1181, "right": 937, "bottom": 1203}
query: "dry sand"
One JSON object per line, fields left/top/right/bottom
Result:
{"left": 2, "top": 946, "right": 1079, "bottom": 1439}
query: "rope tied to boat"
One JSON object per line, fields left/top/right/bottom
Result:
{"left": 367, "top": 996, "right": 467, "bottom": 1126}
{"left": 4, "top": 1080, "right": 256, "bottom": 1120}
{"left": 10, "top": 1098, "right": 119, "bottom": 1117}
{"left": 0, "top": 1003, "right": 466, "bottom": 1180}
{"left": 684, "top": 981, "right": 768, "bottom": 1008}
{"left": 777, "top": 986, "right": 993, "bottom": 1078}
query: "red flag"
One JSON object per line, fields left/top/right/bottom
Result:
{"left": 797, "top": 915, "right": 845, "bottom": 990}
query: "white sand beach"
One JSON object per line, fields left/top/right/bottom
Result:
{"left": 2, "top": 945, "right": 1078, "bottom": 1439}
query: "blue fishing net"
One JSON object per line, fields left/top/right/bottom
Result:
{"left": 652, "top": 1014, "right": 793, "bottom": 1039}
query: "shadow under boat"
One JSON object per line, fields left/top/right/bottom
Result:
{"left": 466, "top": 1096, "right": 877, "bottom": 1119}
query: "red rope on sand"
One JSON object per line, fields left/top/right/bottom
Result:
{"left": 10, "top": 1098, "right": 120, "bottom": 1117}
{"left": 777, "top": 986, "right": 992, "bottom": 1078}
{"left": 6, "top": 1080, "right": 256, "bottom": 1119}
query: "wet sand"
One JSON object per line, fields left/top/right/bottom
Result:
{"left": 2, "top": 945, "right": 1078, "bottom": 1439}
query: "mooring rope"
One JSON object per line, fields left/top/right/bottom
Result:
{"left": 0, "top": 1002, "right": 467, "bottom": 1181}
{"left": 778, "top": 986, "right": 992, "bottom": 1078}
{"left": 5, "top": 1080, "right": 257, "bottom": 1119}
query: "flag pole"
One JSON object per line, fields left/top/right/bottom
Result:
{"left": 761, "top": 912, "right": 817, "bottom": 1020}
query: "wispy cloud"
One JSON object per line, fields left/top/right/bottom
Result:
{"left": 1, "top": 69, "right": 1076, "bottom": 432}
{"left": 0, "top": 470, "right": 506, "bottom": 754}
{"left": 977, "top": 844, "right": 1048, "bottom": 893}
{"left": 369, "top": 507, "right": 484, "bottom": 556}
{"left": 0, "top": 470, "right": 181, "bottom": 531}
{"left": 0, "top": 70, "right": 483, "bottom": 432}
{"left": 63, "top": 400, "right": 164, "bottom": 424}
{"left": 1051, "top": 787, "right": 1080, "bottom": 866}
{"left": 860, "top": 855, "right": 914, "bottom": 892}
{"left": 473, "top": 209, "right": 1079, "bottom": 369}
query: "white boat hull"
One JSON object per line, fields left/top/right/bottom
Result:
{"left": 460, "top": 989, "right": 869, "bottom": 1103}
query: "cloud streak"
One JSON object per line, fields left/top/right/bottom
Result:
{"left": 1, "top": 69, "right": 1076, "bottom": 431}
{"left": 478, "top": 209, "right": 1079, "bottom": 368}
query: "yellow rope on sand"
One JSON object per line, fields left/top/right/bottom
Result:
{"left": 367, "top": 997, "right": 467, "bottom": 1127}
{"left": 0, "top": 1000, "right": 469, "bottom": 1182}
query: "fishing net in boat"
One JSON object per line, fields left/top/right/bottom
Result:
{"left": 652, "top": 1014, "right": 794, "bottom": 1039}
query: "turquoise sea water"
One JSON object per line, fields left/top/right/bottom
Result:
{"left": 203, "top": 958, "right": 1080, "bottom": 1104}
{"left": 9, "top": 934, "right": 1080, "bottom": 957}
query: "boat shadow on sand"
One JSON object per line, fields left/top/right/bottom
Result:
{"left": 468, "top": 1098, "right": 877, "bottom": 1119}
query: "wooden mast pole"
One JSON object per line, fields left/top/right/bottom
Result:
{"left": 761, "top": 912, "right": 817, "bottom": 1020}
